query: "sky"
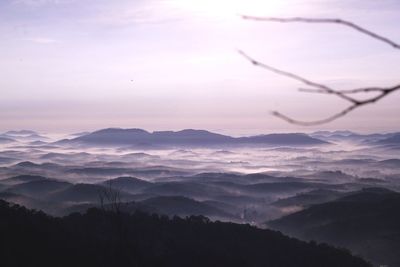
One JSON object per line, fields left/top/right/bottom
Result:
{"left": 0, "top": 0, "right": 399, "bottom": 135}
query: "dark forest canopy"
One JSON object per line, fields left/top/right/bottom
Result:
{"left": 0, "top": 200, "right": 370, "bottom": 267}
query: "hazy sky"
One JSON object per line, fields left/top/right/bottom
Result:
{"left": 0, "top": 0, "right": 399, "bottom": 134}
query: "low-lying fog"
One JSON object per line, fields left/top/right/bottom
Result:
{"left": 0, "top": 130, "right": 399, "bottom": 225}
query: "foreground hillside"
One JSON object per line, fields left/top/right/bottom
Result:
{"left": 268, "top": 188, "right": 400, "bottom": 267}
{"left": 0, "top": 200, "right": 370, "bottom": 267}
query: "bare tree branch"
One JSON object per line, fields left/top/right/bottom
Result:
{"left": 272, "top": 105, "right": 358, "bottom": 126}
{"left": 298, "top": 87, "right": 390, "bottom": 94}
{"left": 240, "top": 16, "right": 400, "bottom": 125}
{"left": 241, "top": 16, "right": 400, "bottom": 50}
{"left": 273, "top": 84, "right": 400, "bottom": 126}
{"left": 238, "top": 50, "right": 360, "bottom": 104}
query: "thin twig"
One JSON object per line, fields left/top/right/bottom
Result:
{"left": 238, "top": 50, "right": 360, "bottom": 105}
{"left": 298, "top": 87, "right": 389, "bottom": 94}
{"left": 272, "top": 105, "right": 357, "bottom": 126}
{"left": 273, "top": 84, "right": 400, "bottom": 126}
{"left": 241, "top": 16, "right": 400, "bottom": 50}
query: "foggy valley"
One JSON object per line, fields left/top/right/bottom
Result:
{"left": 1, "top": 128, "right": 399, "bottom": 266}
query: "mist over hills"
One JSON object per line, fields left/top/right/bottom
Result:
{"left": 268, "top": 188, "right": 400, "bottom": 267}
{"left": 310, "top": 130, "right": 400, "bottom": 149}
{"left": 377, "top": 133, "right": 400, "bottom": 145}
{"left": 0, "top": 137, "right": 15, "bottom": 144}
{"left": 98, "top": 176, "right": 153, "bottom": 193}
{"left": 271, "top": 188, "right": 344, "bottom": 208}
{"left": 0, "top": 127, "right": 399, "bottom": 266}
{"left": 0, "top": 130, "right": 48, "bottom": 142}
{"left": 5, "top": 130, "right": 37, "bottom": 136}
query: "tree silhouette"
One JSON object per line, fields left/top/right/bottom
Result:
{"left": 240, "top": 16, "right": 400, "bottom": 126}
{"left": 99, "top": 180, "right": 122, "bottom": 214}
{"left": 0, "top": 199, "right": 371, "bottom": 267}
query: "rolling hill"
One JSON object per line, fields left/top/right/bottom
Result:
{"left": 99, "top": 176, "right": 153, "bottom": 193}
{"left": 140, "top": 195, "right": 234, "bottom": 219}
{"left": 268, "top": 187, "right": 400, "bottom": 267}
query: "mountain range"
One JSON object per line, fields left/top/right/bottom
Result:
{"left": 58, "top": 128, "right": 329, "bottom": 147}
{"left": 310, "top": 130, "right": 400, "bottom": 146}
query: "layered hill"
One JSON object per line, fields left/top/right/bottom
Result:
{"left": 268, "top": 187, "right": 400, "bottom": 267}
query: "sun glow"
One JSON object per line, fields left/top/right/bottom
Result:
{"left": 170, "top": 0, "right": 287, "bottom": 20}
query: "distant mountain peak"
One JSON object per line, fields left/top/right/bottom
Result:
{"left": 92, "top": 128, "right": 150, "bottom": 134}
{"left": 67, "top": 128, "right": 328, "bottom": 147}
